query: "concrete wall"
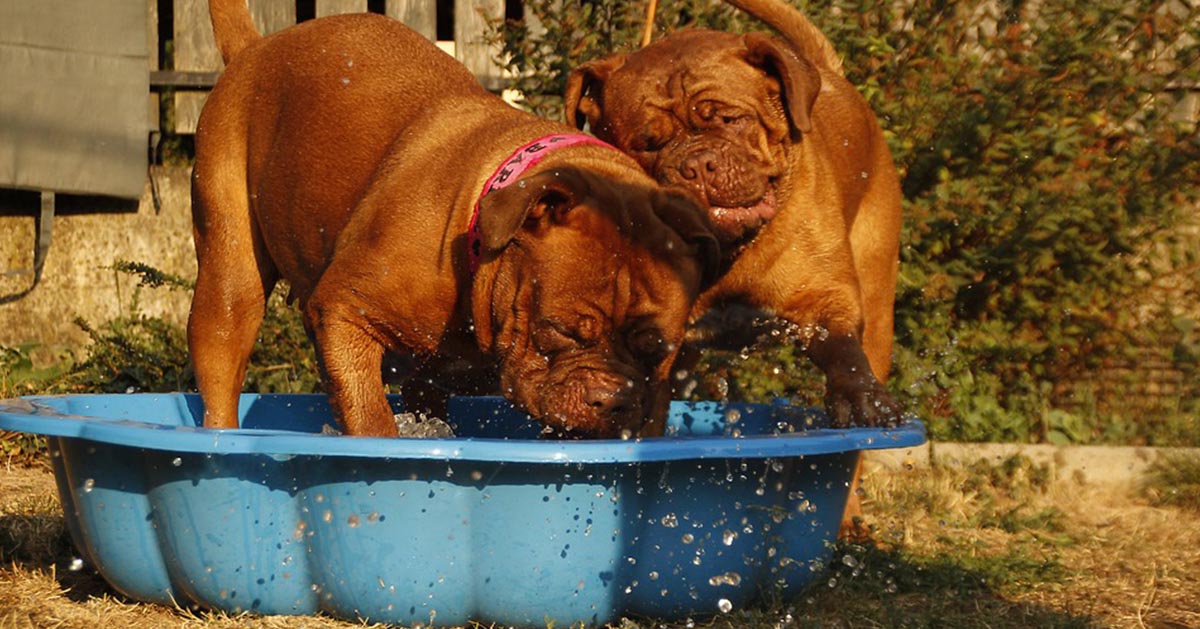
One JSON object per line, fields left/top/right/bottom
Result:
{"left": 0, "top": 167, "right": 195, "bottom": 363}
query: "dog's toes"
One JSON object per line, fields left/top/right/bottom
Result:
{"left": 825, "top": 377, "right": 905, "bottom": 428}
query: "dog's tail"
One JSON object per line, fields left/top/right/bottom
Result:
{"left": 726, "top": 0, "right": 844, "bottom": 74}
{"left": 208, "top": 0, "right": 261, "bottom": 64}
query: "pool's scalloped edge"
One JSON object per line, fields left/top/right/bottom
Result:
{"left": 1, "top": 393, "right": 925, "bottom": 627}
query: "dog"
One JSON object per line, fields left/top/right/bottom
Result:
{"left": 188, "top": 0, "right": 718, "bottom": 438}
{"left": 563, "top": 0, "right": 905, "bottom": 533}
{"left": 564, "top": 0, "right": 903, "bottom": 426}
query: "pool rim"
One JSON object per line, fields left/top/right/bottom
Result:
{"left": 0, "top": 392, "right": 926, "bottom": 464}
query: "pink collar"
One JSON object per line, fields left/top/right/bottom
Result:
{"left": 467, "top": 133, "right": 612, "bottom": 274}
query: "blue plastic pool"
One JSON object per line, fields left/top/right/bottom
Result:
{"left": 0, "top": 393, "right": 924, "bottom": 627}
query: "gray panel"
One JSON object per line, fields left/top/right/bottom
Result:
{"left": 0, "top": 0, "right": 149, "bottom": 199}
{"left": 0, "top": 0, "right": 150, "bottom": 198}
{"left": 0, "top": 0, "right": 147, "bottom": 58}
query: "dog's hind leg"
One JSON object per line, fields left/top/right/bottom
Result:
{"left": 188, "top": 157, "right": 277, "bottom": 429}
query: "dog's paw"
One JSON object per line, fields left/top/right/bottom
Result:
{"left": 824, "top": 373, "right": 904, "bottom": 428}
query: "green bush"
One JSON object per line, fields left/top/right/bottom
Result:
{"left": 491, "top": 0, "right": 1200, "bottom": 444}
{"left": 27, "top": 261, "right": 319, "bottom": 397}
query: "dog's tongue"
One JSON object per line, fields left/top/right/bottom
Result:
{"left": 709, "top": 189, "right": 778, "bottom": 242}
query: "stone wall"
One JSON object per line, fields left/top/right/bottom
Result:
{"left": 0, "top": 167, "right": 195, "bottom": 364}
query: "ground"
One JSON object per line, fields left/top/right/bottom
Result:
{"left": 1, "top": 450, "right": 1198, "bottom": 629}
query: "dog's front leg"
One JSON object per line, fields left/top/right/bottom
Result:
{"left": 776, "top": 283, "right": 903, "bottom": 428}
{"left": 804, "top": 331, "right": 902, "bottom": 427}
{"left": 304, "top": 296, "right": 399, "bottom": 437}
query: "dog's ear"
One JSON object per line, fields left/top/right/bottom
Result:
{"left": 653, "top": 190, "right": 723, "bottom": 288}
{"left": 742, "top": 32, "right": 821, "bottom": 136}
{"left": 564, "top": 55, "right": 628, "bottom": 131}
{"left": 476, "top": 170, "right": 584, "bottom": 252}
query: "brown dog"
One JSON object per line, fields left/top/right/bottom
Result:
{"left": 188, "top": 0, "right": 718, "bottom": 438}
{"left": 564, "top": 0, "right": 903, "bottom": 429}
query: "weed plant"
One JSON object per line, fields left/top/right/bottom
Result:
{"left": 1142, "top": 451, "right": 1200, "bottom": 511}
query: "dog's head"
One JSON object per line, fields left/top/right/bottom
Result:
{"left": 471, "top": 166, "right": 719, "bottom": 438}
{"left": 565, "top": 30, "right": 820, "bottom": 250}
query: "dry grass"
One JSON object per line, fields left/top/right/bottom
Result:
{"left": 2, "top": 452, "right": 1199, "bottom": 629}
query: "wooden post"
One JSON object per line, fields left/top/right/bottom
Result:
{"left": 316, "top": 0, "right": 368, "bottom": 17}
{"left": 455, "top": 0, "right": 505, "bottom": 90}
{"left": 148, "top": 0, "right": 160, "bottom": 135}
{"left": 386, "top": 0, "right": 436, "bottom": 41}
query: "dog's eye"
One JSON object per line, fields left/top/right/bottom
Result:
{"left": 533, "top": 324, "right": 575, "bottom": 354}
{"left": 636, "top": 131, "right": 667, "bottom": 153}
{"left": 628, "top": 328, "right": 669, "bottom": 365}
{"left": 693, "top": 100, "right": 744, "bottom": 127}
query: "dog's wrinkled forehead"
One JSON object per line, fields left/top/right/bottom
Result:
{"left": 614, "top": 35, "right": 760, "bottom": 100}
{"left": 602, "top": 35, "right": 780, "bottom": 134}
{"left": 528, "top": 206, "right": 689, "bottom": 301}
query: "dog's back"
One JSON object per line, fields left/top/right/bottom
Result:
{"left": 193, "top": 11, "right": 498, "bottom": 300}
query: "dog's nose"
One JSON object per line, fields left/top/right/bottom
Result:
{"left": 585, "top": 379, "right": 638, "bottom": 418}
{"left": 680, "top": 150, "right": 719, "bottom": 182}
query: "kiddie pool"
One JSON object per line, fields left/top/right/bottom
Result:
{"left": 0, "top": 393, "right": 924, "bottom": 627}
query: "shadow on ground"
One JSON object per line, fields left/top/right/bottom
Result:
{"left": 0, "top": 512, "right": 118, "bottom": 602}
{"left": 786, "top": 543, "right": 1095, "bottom": 628}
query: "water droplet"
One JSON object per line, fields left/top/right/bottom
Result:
{"left": 171, "top": 457, "right": 182, "bottom": 467}
{"left": 661, "top": 514, "right": 678, "bottom": 528}
{"left": 842, "top": 554, "right": 858, "bottom": 568}
{"left": 68, "top": 557, "right": 84, "bottom": 571}
{"left": 709, "top": 572, "right": 742, "bottom": 587}
{"left": 82, "top": 479, "right": 94, "bottom": 493}
{"left": 722, "top": 529, "right": 737, "bottom": 546}
{"left": 717, "top": 598, "right": 733, "bottom": 613}
{"left": 347, "top": 514, "right": 360, "bottom": 528}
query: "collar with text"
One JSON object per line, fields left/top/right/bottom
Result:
{"left": 467, "top": 133, "right": 613, "bottom": 274}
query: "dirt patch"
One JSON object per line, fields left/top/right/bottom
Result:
{"left": 2, "top": 454, "right": 1198, "bottom": 628}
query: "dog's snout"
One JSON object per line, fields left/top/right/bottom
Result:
{"left": 585, "top": 379, "right": 638, "bottom": 417}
